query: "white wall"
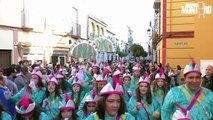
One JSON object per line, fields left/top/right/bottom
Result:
{"left": 0, "top": 30, "right": 13, "bottom": 49}
{"left": 0, "top": 0, "right": 22, "bottom": 27}
{"left": 78, "top": 9, "right": 89, "bottom": 39}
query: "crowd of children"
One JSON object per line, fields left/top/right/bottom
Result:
{"left": 0, "top": 59, "right": 212, "bottom": 120}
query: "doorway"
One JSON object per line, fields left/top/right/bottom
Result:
{"left": 0, "top": 50, "right": 11, "bottom": 68}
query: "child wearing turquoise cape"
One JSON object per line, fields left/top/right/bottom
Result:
{"left": 86, "top": 83, "right": 135, "bottom": 120}
{"left": 77, "top": 95, "right": 97, "bottom": 120}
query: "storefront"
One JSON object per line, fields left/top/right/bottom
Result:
{"left": 22, "top": 47, "right": 45, "bottom": 65}
{"left": 52, "top": 51, "right": 69, "bottom": 66}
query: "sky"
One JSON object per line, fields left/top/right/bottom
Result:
{"left": 72, "top": 0, "right": 154, "bottom": 51}
{"left": 28, "top": 0, "right": 154, "bottom": 51}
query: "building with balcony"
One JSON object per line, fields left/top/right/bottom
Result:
{"left": 156, "top": 0, "right": 213, "bottom": 74}
{"left": 0, "top": 0, "right": 128, "bottom": 67}
{"left": 0, "top": 0, "right": 80, "bottom": 67}
{"left": 70, "top": 15, "right": 118, "bottom": 62}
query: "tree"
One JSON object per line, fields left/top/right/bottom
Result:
{"left": 117, "top": 46, "right": 127, "bottom": 58}
{"left": 130, "top": 44, "right": 147, "bottom": 61}
{"left": 119, "top": 52, "right": 127, "bottom": 57}
{"left": 152, "top": 32, "right": 159, "bottom": 49}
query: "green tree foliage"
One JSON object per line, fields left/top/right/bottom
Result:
{"left": 119, "top": 52, "right": 127, "bottom": 57}
{"left": 117, "top": 46, "right": 127, "bottom": 57}
{"left": 130, "top": 44, "right": 147, "bottom": 60}
{"left": 152, "top": 32, "right": 159, "bottom": 48}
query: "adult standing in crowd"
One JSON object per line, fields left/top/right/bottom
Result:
{"left": 46, "top": 63, "right": 55, "bottom": 75}
{"left": 202, "top": 65, "right": 213, "bottom": 91}
{"left": 21, "top": 65, "right": 31, "bottom": 83}
{"left": 173, "top": 65, "right": 182, "bottom": 86}
{"left": 161, "top": 61, "right": 213, "bottom": 119}
{"left": 164, "top": 63, "right": 171, "bottom": 77}
{"left": 4, "top": 66, "right": 18, "bottom": 95}
{"left": 0, "top": 75, "right": 15, "bottom": 118}
{"left": 14, "top": 64, "right": 28, "bottom": 91}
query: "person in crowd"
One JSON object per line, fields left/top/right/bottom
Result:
{"left": 168, "top": 69, "right": 175, "bottom": 87}
{"left": 173, "top": 65, "right": 182, "bottom": 86}
{"left": 164, "top": 63, "right": 171, "bottom": 77}
{"left": 154, "top": 62, "right": 160, "bottom": 73}
{"left": 42, "top": 75, "right": 65, "bottom": 120}
{"left": 57, "top": 95, "right": 78, "bottom": 120}
{"left": 122, "top": 73, "right": 132, "bottom": 105}
{"left": 79, "top": 74, "right": 107, "bottom": 110}
{"left": 161, "top": 61, "right": 213, "bottom": 119}
{"left": 0, "top": 68, "right": 4, "bottom": 76}
{"left": 54, "top": 64, "right": 61, "bottom": 74}
{"left": 67, "top": 67, "right": 77, "bottom": 85}
{"left": 56, "top": 71, "right": 72, "bottom": 93}
{"left": 84, "top": 59, "right": 101, "bottom": 91}
{"left": 21, "top": 65, "right": 31, "bottom": 83}
{"left": 117, "top": 60, "right": 125, "bottom": 73}
{"left": 4, "top": 66, "right": 18, "bottom": 95}
{"left": 46, "top": 63, "right": 55, "bottom": 75}
{"left": 128, "top": 75, "right": 161, "bottom": 120}
{"left": 62, "top": 66, "right": 70, "bottom": 79}
{"left": 152, "top": 68, "right": 169, "bottom": 106}
{"left": 14, "top": 64, "right": 28, "bottom": 91}
{"left": 77, "top": 95, "right": 97, "bottom": 120}
{"left": 18, "top": 60, "right": 25, "bottom": 67}
{"left": 0, "top": 75, "right": 15, "bottom": 118}
{"left": 40, "top": 67, "right": 49, "bottom": 85}
{"left": 110, "top": 69, "right": 123, "bottom": 89}
{"left": 127, "top": 62, "right": 133, "bottom": 73}
{"left": 69, "top": 78, "right": 85, "bottom": 109}
{"left": 103, "top": 62, "right": 112, "bottom": 82}
{"left": 149, "top": 67, "right": 157, "bottom": 84}
{"left": 130, "top": 63, "right": 142, "bottom": 95}
{"left": 75, "top": 64, "right": 87, "bottom": 82}
{"left": 7, "top": 69, "right": 45, "bottom": 106}
{"left": 15, "top": 96, "right": 49, "bottom": 120}
{"left": 0, "top": 103, "right": 12, "bottom": 120}
{"left": 30, "top": 64, "right": 39, "bottom": 73}
{"left": 202, "top": 65, "right": 213, "bottom": 91}
{"left": 86, "top": 83, "right": 135, "bottom": 120}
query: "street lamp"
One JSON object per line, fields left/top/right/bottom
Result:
{"left": 147, "top": 28, "right": 152, "bottom": 61}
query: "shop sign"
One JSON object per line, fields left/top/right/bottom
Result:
{"left": 174, "top": 42, "right": 188, "bottom": 45}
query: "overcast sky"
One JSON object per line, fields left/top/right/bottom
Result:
{"left": 30, "top": 0, "right": 154, "bottom": 50}
{"left": 72, "top": 0, "right": 154, "bottom": 50}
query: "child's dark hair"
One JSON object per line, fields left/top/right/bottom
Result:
{"left": 57, "top": 109, "right": 78, "bottom": 120}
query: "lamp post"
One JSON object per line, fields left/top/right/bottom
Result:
{"left": 147, "top": 27, "right": 152, "bottom": 61}
{"left": 147, "top": 20, "right": 158, "bottom": 62}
